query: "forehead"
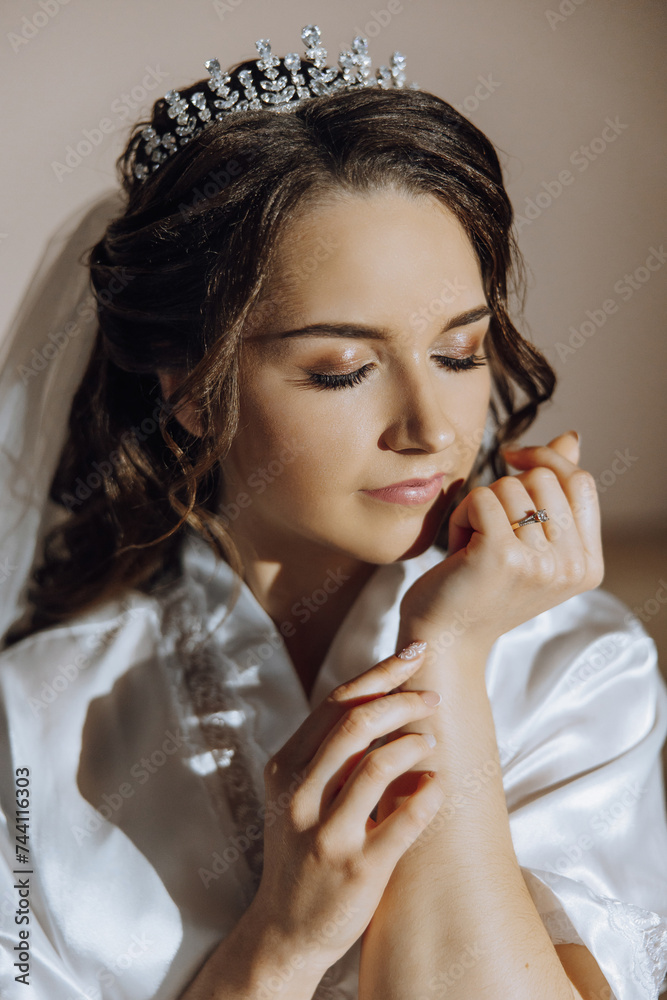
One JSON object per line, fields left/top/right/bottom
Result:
{"left": 254, "top": 187, "right": 484, "bottom": 327}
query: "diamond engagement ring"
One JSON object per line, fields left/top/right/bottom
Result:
{"left": 510, "top": 509, "right": 550, "bottom": 531}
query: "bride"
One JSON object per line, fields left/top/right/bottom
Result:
{"left": 1, "top": 23, "right": 665, "bottom": 1000}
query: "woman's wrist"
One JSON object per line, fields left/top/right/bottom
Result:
{"left": 238, "top": 899, "right": 331, "bottom": 998}
{"left": 377, "top": 632, "right": 498, "bottom": 825}
{"left": 388, "top": 625, "right": 494, "bottom": 771}
{"left": 396, "top": 617, "right": 495, "bottom": 673}
{"left": 181, "top": 897, "right": 326, "bottom": 1000}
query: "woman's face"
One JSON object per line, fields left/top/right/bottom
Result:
{"left": 220, "top": 187, "right": 492, "bottom": 565}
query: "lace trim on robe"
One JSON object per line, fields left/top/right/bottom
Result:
{"left": 604, "top": 896, "right": 667, "bottom": 998}
{"left": 156, "top": 574, "right": 267, "bottom": 908}
{"left": 154, "top": 572, "right": 365, "bottom": 998}
{"left": 524, "top": 868, "right": 667, "bottom": 998}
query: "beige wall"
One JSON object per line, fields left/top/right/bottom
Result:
{"left": 1, "top": 0, "right": 665, "bottom": 534}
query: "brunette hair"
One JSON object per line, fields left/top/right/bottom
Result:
{"left": 5, "top": 72, "right": 555, "bottom": 646}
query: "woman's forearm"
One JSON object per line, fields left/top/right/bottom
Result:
{"left": 358, "top": 637, "right": 577, "bottom": 1000}
{"left": 179, "top": 900, "right": 322, "bottom": 1000}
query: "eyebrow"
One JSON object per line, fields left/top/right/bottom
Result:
{"left": 273, "top": 305, "right": 493, "bottom": 340}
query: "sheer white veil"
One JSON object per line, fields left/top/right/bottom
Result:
{"left": 0, "top": 191, "right": 124, "bottom": 649}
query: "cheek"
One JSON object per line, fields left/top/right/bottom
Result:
{"left": 228, "top": 371, "right": 366, "bottom": 492}
{"left": 448, "top": 372, "right": 492, "bottom": 470}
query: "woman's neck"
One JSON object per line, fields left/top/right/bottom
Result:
{"left": 233, "top": 539, "right": 378, "bottom": 698}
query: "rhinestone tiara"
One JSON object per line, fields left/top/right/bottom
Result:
{"left": 134, "top": 23, "right": 417, "bottom": 181}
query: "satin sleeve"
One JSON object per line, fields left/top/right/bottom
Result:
{"left": 494, "top": 589, "right": 667, "bottom": 1000}
{"left": 0, "top": 604, "right": 187, "bottom": 1000}
{"left": 0, "top": 831, "right": 87, "bottom": 999}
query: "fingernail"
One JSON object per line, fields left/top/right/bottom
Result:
{"left": 423, "top": 733, "right": 437, "bottom": 747}
{"left": 397, "top": 640, "right": 428, "bottom": 660}
{"left": 420, "top": 690, "right": 442, "bottom": 706}
{"left": 568, "top": 430, "right": 580, "bottom": 445}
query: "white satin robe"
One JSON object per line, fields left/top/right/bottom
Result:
{"left": 0, "top": 528, "right": 666, "bottom": 1000}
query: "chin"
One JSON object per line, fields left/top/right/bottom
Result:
{"left": 338, "top": 513, "right": 445, "bottom": 565}
{"left": 364, "top": 491, "right": 450, "bottom": 562}
{"left": 348, "top": 534, "right": 439, "bottom": 566}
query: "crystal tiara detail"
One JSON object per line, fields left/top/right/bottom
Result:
{"left": 133, "top": 23, "right": 417, "bottom": 181}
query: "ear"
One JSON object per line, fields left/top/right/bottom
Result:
{"left": 157, "top": 370, "right": 203, "bottom": 438}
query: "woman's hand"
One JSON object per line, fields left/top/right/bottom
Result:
{"left": 398, "top": 430, "right": 604, "bottom": 656}
{"left": 246, "top": 644, "right": 445, "bottom": 977}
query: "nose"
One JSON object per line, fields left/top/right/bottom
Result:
{"left": 380, "top": 364, "right": 456, "bottom": 455}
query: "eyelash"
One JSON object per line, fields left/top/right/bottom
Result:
{"left": 304, "top": 354, "right": 488, "bottom": 391}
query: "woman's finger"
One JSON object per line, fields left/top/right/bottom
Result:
{"left": 446, "top": 484, "right": 518, "bottom": 555}
{"left": 501, "top": 441, "right": 579, "bottom": 486}
{"left": 546, "top": 429, "right": 580, "bottom": 465}
{"left": 503, "top": 429, "right": 580, "bottom": 468}
{"left": 507, "top": 455, "right": 601, "bottom": 564}
{"left": 488, "top": 469, "right": 579, "bottom": 551}
{"left": 302, "top": 689, "right": 442, "bottom": 812}
{"left": 364, "top": 769, "right": 444, "bottom": 865}
{"left": 324, "top": 732, "right": 440, "bottom": 843}
{"left": 559, "top": 466, "right": 604, "bottom": 569}
{"left": 276, "top": 643, "right": 430, "bottom": 769}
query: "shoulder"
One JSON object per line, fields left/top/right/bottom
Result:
{"left": 0, "top": 529, "right": 237, "bottom": 718}
{"left": 0, "top": 589, "right": 164, "bottom": 714}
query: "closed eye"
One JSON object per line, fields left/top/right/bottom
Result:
{"left": 301, "top": 354, "right": 488, "bottom": 391}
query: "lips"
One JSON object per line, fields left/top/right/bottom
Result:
{"left": 361, "top": 473, "right": 446, "bottom": 507}
{"left": 385, "top": 473, "right": 445, "bottom": 489}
